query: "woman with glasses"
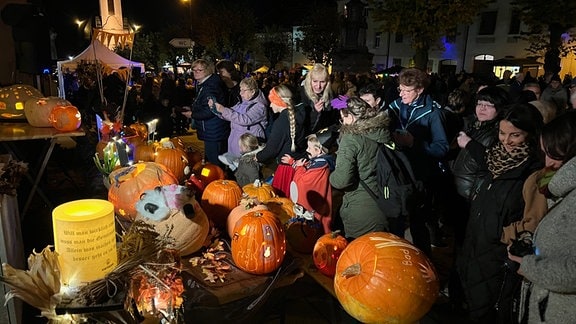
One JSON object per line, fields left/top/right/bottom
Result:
{"left": 457, "top": 103, "right": 544, "bottom": 323}
{"left": 387, "top": 68, "right": 449, "bottom": 255}
{"left": 182, "top": 59, "right": 230, "bottom": 166}
{"left": 208, "top": 77, "right": 268, "bottom": 171}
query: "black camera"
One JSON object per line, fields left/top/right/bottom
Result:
{"left": 509, "top": 231, "right": 534, "bottom": 257}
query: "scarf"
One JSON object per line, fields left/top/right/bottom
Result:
{"left": 486, "top": 142, "right": 531, "bottom": 178}
{"left": 537, "top": 167, "right": 558, "bottom": 198}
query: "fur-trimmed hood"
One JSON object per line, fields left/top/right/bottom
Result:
{"left": 339, "top": 112, "right": 391, "bottom": 144}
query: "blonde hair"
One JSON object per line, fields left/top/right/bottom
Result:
{"left": 303, "top": 63, "right": 332, "bottom": 107}
{"left": 272, "top": 84, "right": 296, "bottom": 152}
{"left": 239, "top": 133, "right": 260, "bottom": 153}
{"left": 307, "top": 134, "right": 328, "bottom": 154}
{"left": 191, "top": 59, "right": 215, "bottom": 75}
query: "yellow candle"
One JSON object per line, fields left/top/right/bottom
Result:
{"left": 52, "top": 199, "right": 117, "bottom": 287}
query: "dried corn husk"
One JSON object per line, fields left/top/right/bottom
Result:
{"left": 0, "top": 245, "right": 61, "bottom": 320}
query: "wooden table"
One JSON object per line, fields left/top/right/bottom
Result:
{"left": 0, "top": 122, "right": 85, "bottom": 218}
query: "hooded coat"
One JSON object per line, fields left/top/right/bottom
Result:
{"left": 520, "top": 156, "right": 576, "bottom": 324}
{"left": 329, "top": 113, "right": 392, "bottom": 239}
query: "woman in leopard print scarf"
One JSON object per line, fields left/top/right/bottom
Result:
{"left": 456, "top": 103, "right": 544, "bottom": 323}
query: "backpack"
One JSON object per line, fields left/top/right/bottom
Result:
{"left": 360, "top": 142, "right": 423, "bottom": 219}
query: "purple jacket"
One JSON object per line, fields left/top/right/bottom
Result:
{"left": 219, "top": 90, "right": 269, "bottom": 157}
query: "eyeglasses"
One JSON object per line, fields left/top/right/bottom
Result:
{"left": 476, "top": 102, "right": 495, "bottom": 109}
{"left": 239, "top": 88, "right": 252, "bottom": 93}
{"left": 192, "top": 68, "right": 205, "bottom": 73}
{"left": 397, "top": 87, "right": 416, "bottom": 93}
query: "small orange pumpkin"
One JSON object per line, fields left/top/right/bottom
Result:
{"left": 154, "top": 146, "right": 189, "bottom": 183}
{"left": 49, "top": 105, "right": 81, "bottom": 131}
{"left": 108, "top": 162, "right": 179, "bottom": 221}
{"left": 231, "top": 210, "right": 286, "bottom": 275}
{"left": 193, "top": 160, "right": 226, "bottom": 185}
{"left": 334, "top": 232, "right": 439, "bottom": 324}
{"left": 200, "top": 180, "right": 243, "bottom": 229}
{"left": 133, "top": 143, "right": 156, "bottom": 162}
{"left": 129, "top": 122, "right": 148, "bottom": 141}
{"left": 312, "top": 230, "right": 348, "bottom": 277}
{"left": 242, "top": 179, "right": 276, "bottom": 202}
{"left": 226, "top": 195, "right": 268, "bottom": 238}
{"left": 263, "top": 197, "right": 296, "bottom": 225}
{"left": 284, "top": 205, "right": 323, "bottom": 254}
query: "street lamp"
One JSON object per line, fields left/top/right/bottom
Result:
{"left": 181, "top": 0, "right": 193, "bottom": 36}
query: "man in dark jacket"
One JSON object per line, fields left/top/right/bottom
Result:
{"left": 387, "top": 68, "right": 449, "bottom": 255}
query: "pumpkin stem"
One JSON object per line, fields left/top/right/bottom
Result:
{"left": 341, "top": 263, "right": 361, "bottom": 278}
{"left": 253, "top": 179, "right": 262, "bottom": 187}
{"left": 331, "top": 230, "right": 341, "bottom": 238}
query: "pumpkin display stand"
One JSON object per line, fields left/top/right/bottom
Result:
{"left": 179, "top": 240, "right": 304, "bottom": 322}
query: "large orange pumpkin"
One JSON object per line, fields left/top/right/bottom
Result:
{"left": 24, "top": 97, "right": 72, "bottom": 127}
{"left": 312, "top": 230, "right": 348, "bottom": 277}
{"left": 231, "top": 210, "right": 286, "bottom": 275}
{"left": 226, "top": 196, "right": 268, "bottom": 238}
{"left": 135, "top": 185, "right": 210, "bottom": 256}
{"left": 108, "top": 162, "right": 179, "bottom": 221}
{"left": 242, "top": 179, "right": 276, "bottom": 202}
{"left": 48, "top": 105, "right": 81, "bottom": 131}
{"left": 334, "top": 232, "right": 439, "bottom": 324}
{"left": 200, "top": 180, "right": 242, "bottom": 229}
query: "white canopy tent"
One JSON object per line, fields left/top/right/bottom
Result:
{"left": 56, "top": 39, "right": 144, "bottom": 98}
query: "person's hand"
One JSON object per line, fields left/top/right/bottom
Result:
{"left": 314, "top": 100, "right": 325, "bottom": 112}
{"left": 215, "top": 102, "right": 224, "bottom": 113}
{"left": 181, "top": 108, "right": 192, "bottom": 119}
{"left": 294, "top": 158, "right": 306, "bottom": 167}
{"left": 280, "top": 154, "right": 292, "bottom": 164}
{"left": 457, "top": 131, "right": 471, "bottom": 148}
{"left": 393, "top": 130, "right": 414, "bottom": 148}
{"left": 507, "top": 245, "right": 524, "bottom": 275}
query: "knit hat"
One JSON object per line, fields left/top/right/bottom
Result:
{"left": 314, "top": 124, "right": 340, "bottom": 150}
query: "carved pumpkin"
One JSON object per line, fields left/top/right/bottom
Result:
{"left": 231, "top": 210, "right": 286, "bottom": 275}
{"left": 334, "top": 232, "right": 439, "bottom": 324}
{"left": 0, "top": 84, "right": 43, "bottom": 120}
{"left": 312, "top": 231, "right": 348, "bottom": 277}
{"left": 24, "top": 97, "right": 72, "bottom": 127}
{"left": 154, "top": 146, "right": 189, "bottom": 183}
{"left": 284, "top": 205, "right": 323, "bottom": 254}
{"left": 200, "top": 180, "right": 243, "bottom": 229}
{"left": 108, "top": 162, "right": 179, "bottom": 221}
{"left": 129, "top": 122, "right": 148, "bottom": 141}
{"left": 193, "top": 160, "right": 225, "bottom": 185}
{"left": 242, "top": 179, "right": 276, "bottom": 202}
{"left": 135, "top": 185, "right": 210, "bottom": 256}
{"left": 263, "top": 197, "right": 296, "bottom": 225}
{"left": 226, "top": 196, "right": 268, "bottom": 238}
{"left": 49, "top": 105, "right": 81, "bottom": 131}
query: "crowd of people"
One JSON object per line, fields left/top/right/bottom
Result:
{"left": 66, "top": 59, "right": 576, "bottom": 323}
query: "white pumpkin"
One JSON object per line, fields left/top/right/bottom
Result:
{"left": 135, "top": 185, "right": 210, "bottom": 256}
{"left": 25, "top": 97, "right": 72, "bottom": 127}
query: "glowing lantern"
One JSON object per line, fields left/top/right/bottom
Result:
{"left": 0, "top": 84, "right": 43, "bottom": 120}
{"left": 52, "top": 199, "right": 118, "bottom": 287}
